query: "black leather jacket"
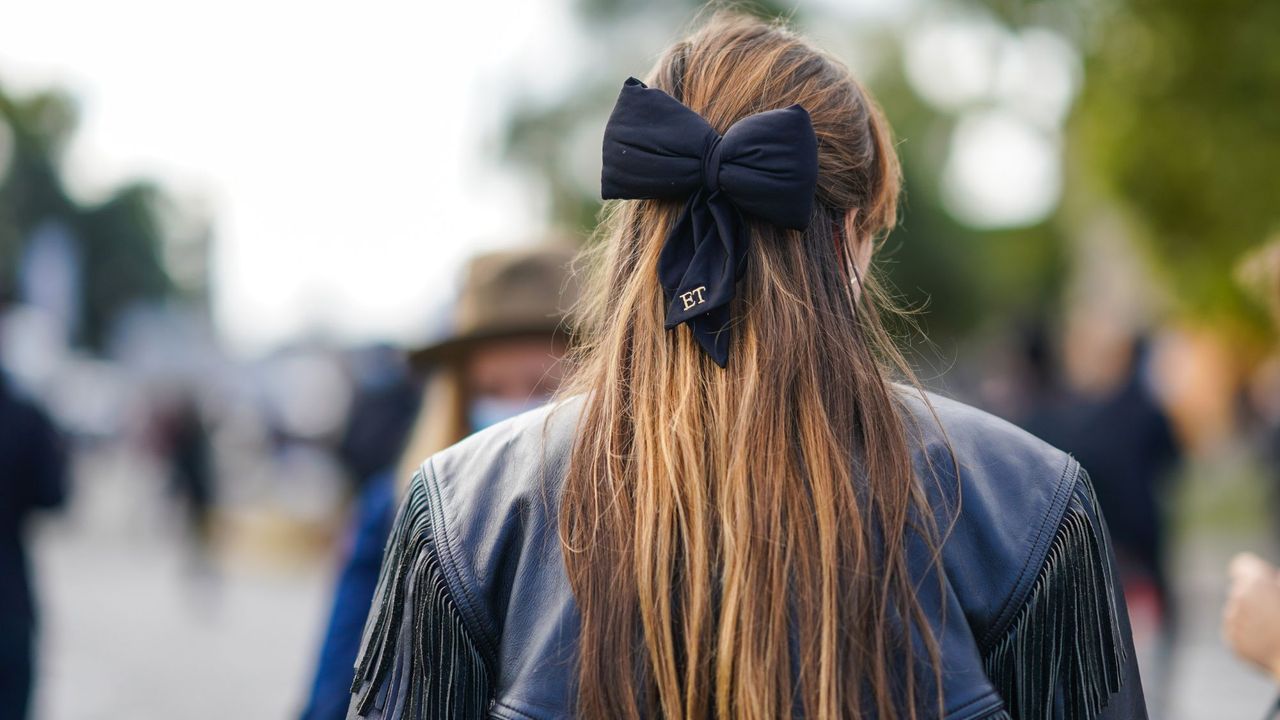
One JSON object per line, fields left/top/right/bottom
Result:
{"left": 349, "top": 389, "right": 1147, "bottom": 719}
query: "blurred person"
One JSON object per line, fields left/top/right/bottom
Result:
{"left": 348, "top": 14, "right": 1144, "bottom": 720}
{"left": 337, "top": 345, "right": 421, "bottom": 490}
{"left": 299, "top": 246, "right": 575, "bottom": 720}
{"left": 1224, "top": 552, "right": 1280, "bottom": 720}
{"left": 1012, "top": 330, "right": 1179, "bottom": 711}
{"left": 1073, "top": 336, "right": 1180, "bottom": 607}
{"left": 1224, "top": 552, "right": 1280, "bottom": 685}
{"left": 1222, "top": 242, "right": 1280, "bottom": 717}
{"left": 1244, "top": 354, "right": 1280, "bottom": 550}
{"left": 1239, "top": 239, "right": 1280, "bottom": 436}
{"left": 1007, "top": 321, "right": 1065, "bottom": 437}
{"left": 157, "top": 392, "right": 217, "bottom": 581}
{"left": 0, "top": 368, "right": 68, "bottom": 720}
{"left": 1035, "top": 336, "right": 1180, "bottom": 626}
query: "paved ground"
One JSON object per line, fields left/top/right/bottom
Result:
{"left": 20, "top": 447, "right": 1280, "bottom": 719}
{"left": 1154, "top": 538, "right": 1278, "bottom": 719}
{"left": 28, "top": 449, "right": 334, "bottom": 720}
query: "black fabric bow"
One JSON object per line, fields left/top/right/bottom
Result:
{"left": 601, "top": 77, "right": 819, "bottom": 367}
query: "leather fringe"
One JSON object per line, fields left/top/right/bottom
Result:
{"left": 349, "top": 470, "right": 492, "bottom": 718}
{"left": 981, "top": 472, "right": 1126, "bottom": 719}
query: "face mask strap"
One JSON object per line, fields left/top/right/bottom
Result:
{"left": 831, "top": 209, "right": 864, "bottom": 292}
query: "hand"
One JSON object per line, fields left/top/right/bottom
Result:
{"left": 1224, "top": 552, "right": 1280, "bottom": 681}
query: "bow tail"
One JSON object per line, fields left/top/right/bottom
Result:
{"left": 657, "top": 190, "right": 747, "bottom": 367}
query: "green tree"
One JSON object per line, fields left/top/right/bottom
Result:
{"left": 0, "top": 85, "right": 177, "bottom": 350}
{"left": 1070, "top": 0, "right": 1280, "bottom": 344}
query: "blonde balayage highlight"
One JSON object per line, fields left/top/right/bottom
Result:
{"left": 558, "top": 13, "right": 943, "bottom": 719}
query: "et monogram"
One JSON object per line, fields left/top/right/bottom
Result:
{"left": 679, "top": 285, "right": 708, "bottom": 311}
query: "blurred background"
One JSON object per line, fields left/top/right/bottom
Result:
{"left": 2, "top": 0, "right": 1278, "bottom": 718}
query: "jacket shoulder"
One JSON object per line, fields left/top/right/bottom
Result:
{"left": 898, "top": 388, "right": 1143, "bottom": 717}
{"left": 426, "top": 394, "right": 583, "bottom": 629}
{"left": 896, "top": 387, "right": 1083, "bottom": 647}
{"left": 349, "top": 396, "right": 584, "bottom": 718}
{"left": 425, "top": 396, "right": 584, "bottom": 717}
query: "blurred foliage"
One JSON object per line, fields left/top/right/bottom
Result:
{"left": 1071, "top": 0, "right": 1280, "bottom": 344}
{"left": 501, "top": 0, "right": 1069, "bottom": 346}
{"left": 0, "top": 85, "right": 175, "bottom": 351}
{"left": 869, "top": 55, "right": 1069, "bottom": 341}
{"left": 502, "top": 0, "right": 1280, "bottom": 355}
{"left": 504, "top": 91, "right": 610, "bottom": 234}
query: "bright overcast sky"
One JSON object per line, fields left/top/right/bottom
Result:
{"left": 1, "top": 0, "right": 580, "bottom": 355}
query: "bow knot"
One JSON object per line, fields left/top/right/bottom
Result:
{"left": 601, "top": 77, "right": 819, "bottom": 367}
{"left": 701, "top": 133, "right": 724, "bottom": 194}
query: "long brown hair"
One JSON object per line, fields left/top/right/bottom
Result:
{"left": 558, "top": 13, "right": 942, "bottom": 719}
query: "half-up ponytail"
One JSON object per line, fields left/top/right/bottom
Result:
{"left": 558, "top": 12, "right": 940, "bottom": 719}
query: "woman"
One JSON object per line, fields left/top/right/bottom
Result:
{"left": 349, "top": 14, "right": 1145, "bottom": 719}
{"left": 301, "top": 245, "right": 574, "bottom": 720}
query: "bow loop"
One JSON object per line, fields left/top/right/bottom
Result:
{"left": 601, "top": 77, "right": 819, "bottom": 367}
{"left": 601, "top": 77, "right": 718, "bottom": 200}
{"left": 717, "top": 104, "right": 819, "bottom": 230}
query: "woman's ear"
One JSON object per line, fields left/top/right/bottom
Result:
{"left": 843, "top": 209, "right": 873, "bottom": 292}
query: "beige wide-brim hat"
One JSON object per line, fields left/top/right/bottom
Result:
{"left": 409, "top": 243, "right": 580, "bottom": 370}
